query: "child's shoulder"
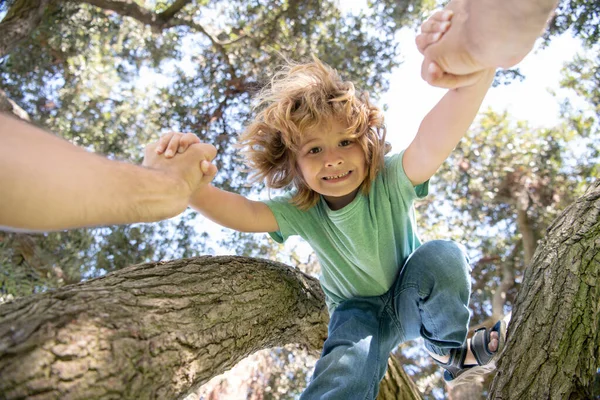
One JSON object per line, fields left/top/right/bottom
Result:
{"left": 384, "top": 151, "right": 403, "bottom": 165}
{"left": 382, "top": 151, "right": 404, "bottom": 173}
{"left": 381, "top": 151, "right": 424, "bottom": 193}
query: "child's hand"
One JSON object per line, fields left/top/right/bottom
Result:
{"left": 155, "top": 132, "right": 201, "bottom": 158}
{"left": 147, "top": 132, "right": 219, "bottom": 190}
{"left": 415, "top": 10, "right": 453, "bottom": 56}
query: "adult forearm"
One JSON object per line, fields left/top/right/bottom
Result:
{"left": 0, "top": 114, "right": 189, "bottom": 231}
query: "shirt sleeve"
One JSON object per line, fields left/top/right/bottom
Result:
{"left": 261, "top": 191, "right": 301, "bottom": 243}
{"left": 387, "top": 151, "right": 430, "bottom": 199}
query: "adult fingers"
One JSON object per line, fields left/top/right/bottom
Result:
{"left": 199, "top": 160, "right": 218, "bottom": 185}
{"left": 192, "top": 142, "right": 218, "bottom": 161}
{"left": 420, "top": 20, "right": 451, "bottom": 34}
{"left": 416, "top": 32, "right": 443, "bottom": 55}
{"left": 416, "top": 10, "right": 452, "bottom": 55}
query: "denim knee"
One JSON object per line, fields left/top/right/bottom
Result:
{"left": 408, "top": 240, "right": 470, "bottom": 294}
{"left": 393, "top": 240, "right": 472, "bottom": 355}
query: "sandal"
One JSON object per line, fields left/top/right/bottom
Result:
{"left": 431, "top": 320, "right": 507, "bottom": 387}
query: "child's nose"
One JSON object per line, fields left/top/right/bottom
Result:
{"left": 324, "top": 150, "right": 343, "bottom": 167}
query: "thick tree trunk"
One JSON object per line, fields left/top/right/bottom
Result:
{"left": 0, "top": 255, "right": 423, "bottom": 399}
{"left": 490, "top": 180, "right": 600, "bottom": 399}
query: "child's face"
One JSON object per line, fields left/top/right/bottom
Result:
{"left": 296, "top": 118, "right": 367, "bottom": 210}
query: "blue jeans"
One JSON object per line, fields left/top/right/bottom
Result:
{"left": 300, "top": 240, "right": 471, "bottom": 400}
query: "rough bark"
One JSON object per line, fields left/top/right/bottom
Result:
{"left": 0, "top": 255, "right": 423, "bottom": 399}
{"left": 0, "top": 256, "right": 328, "bottom": 399}
{"left": 490, "top": 180, "right": 600, "bottom": 399}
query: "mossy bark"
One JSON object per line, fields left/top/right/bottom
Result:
{"left": 490, "top": 181, "right": 600, "bottom": 399}
{"left": 0, "top": 256, "right": 327, "bottom": 399}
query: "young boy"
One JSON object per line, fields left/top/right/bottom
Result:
{"left": 151, "top": 10, "right": 505, "bottom": 398}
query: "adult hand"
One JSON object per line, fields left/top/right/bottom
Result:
{"left": 143, "top": 140, "right": 218, "bottom": 197}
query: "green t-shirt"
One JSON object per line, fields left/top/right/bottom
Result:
{"left": 263, "top": 151, "right": 429, "bottom": 314}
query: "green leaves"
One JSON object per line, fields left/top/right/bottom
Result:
{"left": 545, "top": 0, "right": 600, "bottom": 48}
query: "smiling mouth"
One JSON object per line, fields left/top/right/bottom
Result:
{"left": 323, "top": 171, "right": 351, "bottom": 180}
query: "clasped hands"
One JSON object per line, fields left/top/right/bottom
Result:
{"left": 416, "top": 7, "right": 496, "bottom": 89}
{"left": 142, "top": 132, "right": 217, "bottom": 198}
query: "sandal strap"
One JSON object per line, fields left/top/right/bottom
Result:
{"left": 470, "top": 321, "right": 501, "bottom": 365}
{"left": 431, "top": 345, "right": 469, "bottom": 380}
{"left": 432, "top": 320, "right": 507, "bottom": 385}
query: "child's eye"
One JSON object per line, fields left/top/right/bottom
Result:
{"left": 339, "top": 139, "right": 353, "bottom": 147}
{"left": 308, "top": 147, "right": 322, "bottom": 154}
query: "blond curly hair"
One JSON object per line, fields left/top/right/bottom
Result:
{"left": 238, "top": 57, "right": 390, "bottom": 210}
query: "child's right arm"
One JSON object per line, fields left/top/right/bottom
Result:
{"left": 155, "top": 132, "right": 279, "bottom": 233}
{"left": 189, "top": 185, "right": 279, "bottom": 233}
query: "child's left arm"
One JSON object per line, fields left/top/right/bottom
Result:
{"left": 403, "top": 68, "right": 495, "bottom": 186}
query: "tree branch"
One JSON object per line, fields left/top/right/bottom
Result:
{"left": 0, "top": 256, "right": 328, "bottom": 399}
{"left": 158, "top": 0, "right": 190, "bottom": 21}
{"left": 0, "top": 0, "right": 54, "bottom": 58}
{"left": 76, "top": 0, "right": 239, "bottom": 80}
{"left": 0, "top": 89, "right": 31, "bottom": 121}
{"left": 75, "top": 0, "right": 164, "bottom": 27}
{"left": 166, "top": 16, "right": 238, "bottom": 79}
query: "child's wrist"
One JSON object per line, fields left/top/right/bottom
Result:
{"left": 191, "top": 182, "right": 214, "bottom": 198}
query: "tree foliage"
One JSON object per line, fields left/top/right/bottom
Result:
{"left": 545, "top": 0, "right": 600, "bottom": 47}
